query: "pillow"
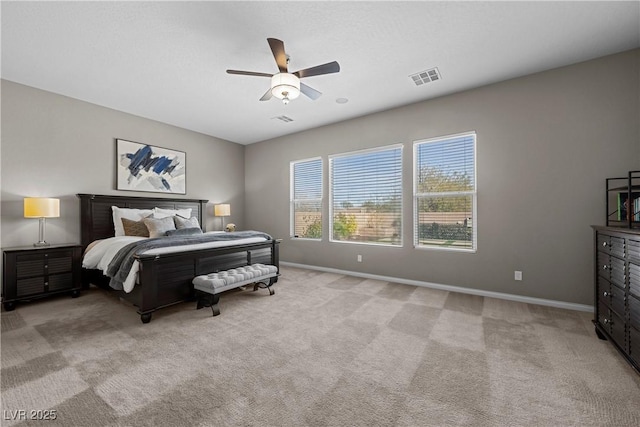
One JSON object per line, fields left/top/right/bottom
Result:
{"left": 84, "top": 239, "right": 103, "bottom": 255}
{"left": 174, "top": 215, "right": 200, "bottom": 230}
{"left": 121, "top": 218, "right": 150, "bottom": 237}
{"left": 143, "top": 216, "right": 176, "bottom": 238}
{"left": 165, "top": 227, "right": 203, "bottom": 237}
{"left": 112, "top": 206, "right": 153, "bottom": 237}
{"left": 153, "top": 207, "right": 192, "bottom": 219}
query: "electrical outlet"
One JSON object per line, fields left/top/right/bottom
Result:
{"left": 514, "top": 271, "right": 523, "bottom": 281}
{"left": 357, "top": 255, "right": 362, "bottom": 262}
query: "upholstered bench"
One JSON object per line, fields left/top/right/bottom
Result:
{"left": 193, "top": 263, "right": 278, "bottom": 316}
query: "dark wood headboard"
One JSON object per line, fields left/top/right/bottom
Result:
{"left": 77, "top": 194, "right": 208, "bottom": 249}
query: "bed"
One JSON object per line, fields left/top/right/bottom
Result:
{"left": 78, "top": 193, "right": 280, "bottom": 323}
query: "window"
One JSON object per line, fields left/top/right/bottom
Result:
{"left": 414, "top": 132, "right": 476, "bottom": 251}
{"left": 330, "top": 145, "right": 402, "bottom": 246}
{"left": 291, "top": 158, "right": 322, "bottom": 239}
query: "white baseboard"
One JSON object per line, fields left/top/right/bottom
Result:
{"left": 280, "top": 261, "right": 592, "bottom": 313}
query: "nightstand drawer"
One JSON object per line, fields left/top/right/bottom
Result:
{"left": 16, "top": 273, "right": 74, "bottom": 296}
{"left": 49, "top": 273, "right": 73, "bottom": 291}
{"left": 16, "top": 277, "right": 45, "bottom": 297}
{"left": 16, "top": 250, "right": 73, "bottom": 277}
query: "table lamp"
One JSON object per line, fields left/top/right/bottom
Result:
{"left": 24, "top": 197, "right": 60, "bottom": 247}
{"left": 214, "top": 204, "right": 230, "bottom": 230}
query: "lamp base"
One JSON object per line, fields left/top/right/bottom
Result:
{"left": 34, "top": 218, "right": 50, "bottom": 247}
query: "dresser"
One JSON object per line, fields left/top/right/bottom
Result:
{"left": 592, "top": 226, "right": 640, "bottom": 372}
{"left": 2, "top": 244, "right": 82, "bottom": 311}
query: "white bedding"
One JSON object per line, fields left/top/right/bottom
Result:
{"left": 82, "top": 232, "right": 268, "bottom": 293}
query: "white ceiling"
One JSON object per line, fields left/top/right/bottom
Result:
{"left": 2, "top": 1, "right": 639, "bottom": 145}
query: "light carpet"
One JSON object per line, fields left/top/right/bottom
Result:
{"left": 1, "top": 266, "right": 639, "bottom": 426}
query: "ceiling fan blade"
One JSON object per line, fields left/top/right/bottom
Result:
{"left": 300, "top": 83, "right": 322, "bottom": 100}
{"left": 293, "top": 61, "right": 340, "bottom": 78}
{"left": 267, "top": 38, "right": 288, "bottom": 73}
{"left": 226, "top": 70, "right": 273, "bottom": 78}
{"left": 259, "top": 89, "right": 273, "bottom": 101}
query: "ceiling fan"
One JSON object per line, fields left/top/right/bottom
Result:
{"left": 226, "top": 38, "right": 340, "bottom": 104}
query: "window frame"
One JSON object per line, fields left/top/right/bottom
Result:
{"left": 329, "top": 143, "right": 404, "bottom": 247}
{"left": 290, "top": 156, "right": 323, "bottom": 241}
{"left": 413, "top": 132, "right": 477, "bottom": 252}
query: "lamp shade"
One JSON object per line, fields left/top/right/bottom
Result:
{"left": 271, "top": 73, "right": 301, "bottom": 100}
{"left": 214, "top": 204, "right": 231, "bottom": 217}
{"left": 24, "top": 198, "right": 60, "bottom": 218}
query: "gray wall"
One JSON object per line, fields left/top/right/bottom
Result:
{"left": 1, "top": 80, "right": 245, "bottom": 249}
{"left": 245, "top": 49, "right": 640, "bottom": 306}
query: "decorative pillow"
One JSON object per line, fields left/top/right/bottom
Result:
{"left": 121, "top": 218, "right": 150, "bottom": 237}
{"left": 153, "top": 207, "right": 192, "bottom": 219}
{"left": 165, "top": 227, "right": 203, "bottom": 237}
{"left": 174, "top": 215, "right": 200, "bottom": 230}
{"left": 143, "top": 216, "right": 176, "bottom": 238}
{"left": 112, "top": 206, "right": 153, "bottom": 237}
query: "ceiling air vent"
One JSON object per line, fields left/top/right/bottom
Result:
{"left": 272, "top": 115, "right": 294, "bottom": 123}
{"left": 409, "top": 67, "right": 441, "bottom": 86}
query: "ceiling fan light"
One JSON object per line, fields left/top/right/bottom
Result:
{"left": 271, "top": 73, "right": 300, "bottom": 101}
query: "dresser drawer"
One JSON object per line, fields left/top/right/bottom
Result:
{"left": 630, "top": 295, "right": 640, "bottom": 331}
{"left": 597, "top": 252, "right": 627, "bottom": 288}
{"left": 610, "top": 236, "right": 626, "bottom": 259}
{"left": 597, "top": 276, "right": 612, "bottom": 301}
{"left": 628, "top": 238, "right": 640, "bottom": 262}
{"left": 598, "top": 300, "right": 626, "bottom": 343}
{"left": 610, "top": 310, "right": 627, "bottom": 351}
{"left": 597, "top": 251, "right": 611, "bottom": 280}
{"left": 598, "top": 234, "right": 626, "bottom": 258}
{"left": 610, "top": 284, "right": 626, "bottom": 318}
{"left": 630, "top": 325, "right": 640, "bottom": 367}
{"left": 597, "top": 276, "right": 622, "bottom": 313}
{"left": 630, "top": 263, "right": 640, "bottom": 298}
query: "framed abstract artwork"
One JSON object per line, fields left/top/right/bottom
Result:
{"left": 116, "top": 139, "right": 186, "bottom": 194}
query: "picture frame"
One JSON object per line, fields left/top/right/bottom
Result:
{"left": 116, "top": 139, "right": 186, "bottom": 194}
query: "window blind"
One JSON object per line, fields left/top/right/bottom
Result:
{"left": 414, "top": 133, "right": 476, "bottom": 251}
{"left": 330, "top": 145, "right": 402, "bottom": 246}
{"left": 291, "top": 158, "right": 322, "bottom": 239}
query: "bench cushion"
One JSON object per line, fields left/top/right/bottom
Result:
{"left": 193, "top": 264, "right": 277, "bottom": 294}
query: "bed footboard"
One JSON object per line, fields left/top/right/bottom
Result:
{"left": 133, "top": 239, "right": 280, "bottom": 323}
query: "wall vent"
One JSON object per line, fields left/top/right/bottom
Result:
{"left": 272, "top": 115, "right": 294, "bottom": 123}
{"left": 409, "top": 67, "right": 441, "bottom": 86}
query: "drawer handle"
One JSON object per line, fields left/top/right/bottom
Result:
{"left": 602, "top": 242, "right": 608, "bottom": 247}
{"left": 603, "top": 265, "right": 609, "bottom": 270}
{"left": 603, "top": 318, "right": 612, "bottom": 325}
{"left": 603, "top": 291, "right": 612, "bottom": 297}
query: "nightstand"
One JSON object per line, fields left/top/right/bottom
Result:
{"left": 2, "top": 244, "right": 82, "bottom": 311}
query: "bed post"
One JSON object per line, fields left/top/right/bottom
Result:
{"left": 77, "top": 194, "right": 95, "bottom": 250}
{"left": 136, "top": 256, "right": 158, "bottom": 324}
{"left": 272, "top": 239, "right": 281, "bottom": 274}
{"left": 199, "top": 200, "right": 208, "bottom": 232}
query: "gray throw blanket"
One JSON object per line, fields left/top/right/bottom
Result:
{"left": 106, "top": 231, "right": 272, "bottom": 290}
